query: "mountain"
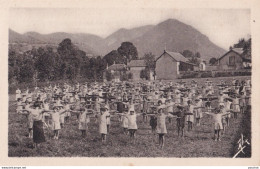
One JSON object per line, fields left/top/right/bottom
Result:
{"left": 9, "top": 30, "right": 107, "bottom": 55}
{"left": 9, "top": 18, "right": 226, "bottom": 60}
{"left": 132, "top": 19, "right": 226, "bottom": 59}
{"left": 9, "top": 29, "right": 44, "bottom": 44}
{"left": 104, "top": 25, "right": 154, "bottom": 53}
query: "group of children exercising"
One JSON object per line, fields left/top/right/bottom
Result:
{"left": 15, "top": 78, "right": 251, "bottom": 149}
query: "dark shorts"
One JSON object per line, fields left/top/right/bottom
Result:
{"left": 158, "top": 133, "right": 165, "bottom": 137}
{"left": 177, "top": 118, "right": 185, "bottom": 128}
{"left": 128, "top": 129, "right": 137, "bottom": 134}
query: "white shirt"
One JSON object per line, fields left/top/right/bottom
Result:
{"left": 127, "top": 114, "right": 137, "bottom": 129}
{"left": 225, "top": 101, "right": 232, "bottom": 110}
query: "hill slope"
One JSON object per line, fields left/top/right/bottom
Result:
{"left": 9, "top": 30, "right": 107, "bottom": 55}
{"left": 132, "top": 19, "right": 226, "bottom": 59}
{"left": 104, "top": 25, "right": 154, "bottom": 53}
{"left": 9, "top": 18, "right": 226, "bottom": 60}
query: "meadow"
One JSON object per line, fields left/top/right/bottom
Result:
{"left": 8, "top": 76, "right": 251, "bottom": 157}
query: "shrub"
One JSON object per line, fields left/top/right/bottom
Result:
{"left": 215, "top": 71, "right": 233, "bottom": 77}
{"left": 200, "top": 71, "right": 213, "bottom": 78}
{"left": 179, "top": 71, "right": 199, "bottom": 79}
{"left": 128, "top": 72, "right": 133, "bottom": 80}
{"left": 234, "top": 71, "right": 251, "bottom": 76}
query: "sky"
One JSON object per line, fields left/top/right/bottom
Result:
{"left": 9, "top": 8, "right": 251, "bottom": 50}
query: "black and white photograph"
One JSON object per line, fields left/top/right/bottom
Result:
{"left": 3, "top": 0, "right": 258, "bottom": 163}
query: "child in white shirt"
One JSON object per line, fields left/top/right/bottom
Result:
{"left": 204, "top": 106, "right": 230, "bottom": 141}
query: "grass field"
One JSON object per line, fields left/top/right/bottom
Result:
{"left": 8, "top": 76, "right": 251, "bottom": 157}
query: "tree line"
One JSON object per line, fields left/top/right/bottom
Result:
{"left": 9, "top": 37, "right": 220, "bottom": 85}
{"left": 8, "top": 39, "right": 138, "bottom": 86}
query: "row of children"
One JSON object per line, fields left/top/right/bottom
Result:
{"left": 15, "top": 78, "right": 251, "bottom": 149}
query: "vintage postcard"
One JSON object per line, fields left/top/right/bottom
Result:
{"left": 0, "top": 0, "right": 259, "bottom": 166}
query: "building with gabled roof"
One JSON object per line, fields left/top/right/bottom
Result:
{"left": 215, "top": 48, "right": 251, "bottom": 70}
{"left": 127, "top": 60, "right": 148, "bottom": 80}
{"left": 103, "top": 59, "right": 153, "bottom": 82}
{"left": 104, "top": 62, "right": 127, "bottom": 82}
{"left": 107, "top": 63, "right": 126, "bottom": 72}
{"left": 155, "top": 50, "right": 196, "bottom": 80}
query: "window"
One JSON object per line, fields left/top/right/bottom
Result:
{"left": 229, "top": 56, "right": 235, "bottom": 66}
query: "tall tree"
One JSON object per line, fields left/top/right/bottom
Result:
{"left": 195, "top": 52, "right": 201, "bottom": 58}
{"left": 103, "top": 50, "right": 125, "bottom": 66}
{"left": 209, "top": 57, "right": 217, "bottom": 65}
{"left": 18, "top": 58, "right": 35, "bottom": 83}
{"left": 233, "top": 38, "right": 246, "bottom": 48}
{"left": 181, "top": 50, "right": 194, "bottom": 58}
{"left": 57, "top": 38, "right": 74, "bottom": 57}
{"left": 232, "top": 37, "right": 251, "bottom": 58}
{"left": 34, "top": 47, "right": 55, "bottom": 81}
{"left": 243, "top": 38, "right": 251, "bottom": 57}
{"left": 8, "top": 49, "right": 17, "bottom": 67}
{"left": 143, "top": 52, "right": 156, "bottom": 70}
{"left": 117, "top": 42, "right": 138, "bottom": 62}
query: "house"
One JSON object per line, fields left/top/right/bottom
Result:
{"left": 215, "top": 48, "right": 251, "bottom": 70}
{"left": 155, "top": 50, "right": 196, "bottom": 80}
{"left": 127, "top": 60, "right": 147, "bottom": 81}
{"left": 103, "top": 63, "right": 127, "bottom": 82}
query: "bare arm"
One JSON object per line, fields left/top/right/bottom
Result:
{"left": 59, "top": 110, "right": 68, "bottom": 115}
{"left": 164, "top": 103, "right": 176, "bottom": 108}
{"left": 116, "top": 113, "right": 125, "bottom": 116}
{"left": 204, "top": 112, "right": 214, "bottom": 116}
{"left": 169, "top": 112, "right": 178, "bottom": 116}
{"left": 19, "top": 109, "right": 30, "bottom": 115}
{"left": 70, "top": 110, "right": 81, "bottom": 114}
{"left": 221, "top": 112, "right": 231, "bottom": 116}
{"left": 167, "top": 113, "right": 175, "bottom": 117}
{"left": 42, "top": 109, "right": 52, "bottom": 113}
{"left": 109, "top": 110, "right": 118, "bottom": 114}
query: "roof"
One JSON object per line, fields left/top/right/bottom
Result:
{"left": 128, "top": 60, "right": 146, "bottom": 67}
{"left": 165, "top": 51, "right": 189, "bottom": 62}
{"left": 107, "top": 64, "right": 126, "bottom": 71}
{"left": 156, "top": 50, "right": 195, "bottom": 65}
{"left": 217, "top": 48, "right": 251, "bottom": 62}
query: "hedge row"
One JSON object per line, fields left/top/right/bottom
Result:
{"left": 179, "top": 70, "right": 251, "bottom": 79}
